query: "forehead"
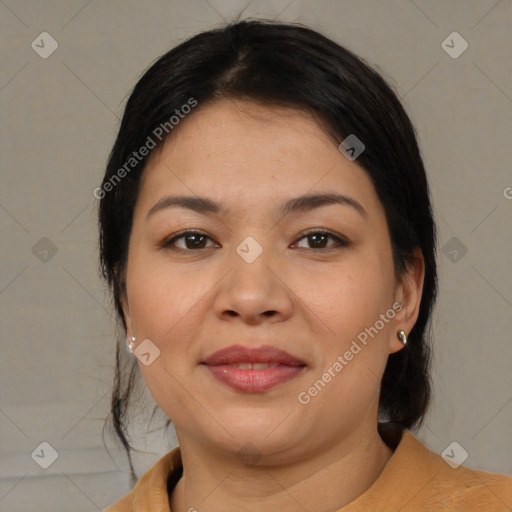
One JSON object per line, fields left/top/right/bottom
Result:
{"left": 137, "top": 98, "right": 379, "bottom": 216}
{"left": 147, "top": 98, "right": 335, "bottom": 166}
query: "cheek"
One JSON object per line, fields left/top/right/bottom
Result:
{"left": 129, "top": 263, "right": 206, "bottom": 416}
{"left": 127, "top": 239, "right": 395, "bottom": 347}
{"left": 302, "top": 255, "right": 394, "bottom": 337}
{"left": 297, "top": 251, "right": 396, "bottom": 411}
{"left": 126, "top": 251, "right": 205, "bottom": 332}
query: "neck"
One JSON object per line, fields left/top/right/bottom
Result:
{"left": 169, "top": 424, "right": 394, "bottom": 512}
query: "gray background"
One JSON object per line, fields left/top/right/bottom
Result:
{"left": 1, "top": 0, "right": 511, "bottom": 510}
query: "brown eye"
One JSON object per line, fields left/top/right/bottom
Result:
{"left": 161, "top": 229, "right": 349, "bottom": 252}
{"left": 294, "top": 230, "right": 349, "bottom": 250}
{"left": 162, "top": 231, "right": 216, "bottom": 250}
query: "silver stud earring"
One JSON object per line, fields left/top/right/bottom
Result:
{"left": 397, "top": 330, "right": 407, "bottom": 346}
{"left": 127, "top": 336, "right": 136, "bottom": 354}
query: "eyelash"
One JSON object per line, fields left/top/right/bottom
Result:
{"left": 160, "top": 229, "right": 349, "bottom": 252}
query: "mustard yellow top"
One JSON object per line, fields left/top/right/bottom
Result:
{"left": 105, "top": 424, "right": 512, "bottom": 511}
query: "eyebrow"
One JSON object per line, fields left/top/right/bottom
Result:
{"left": 146, "top": 192, "right": 366, "bottom": 220}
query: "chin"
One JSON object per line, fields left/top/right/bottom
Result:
{"left": 211, "top": 414, "right": 301, "bottom": 455}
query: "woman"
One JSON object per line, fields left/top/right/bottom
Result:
{"left": 99, "top": 19, "right": 511, "bottom": 511}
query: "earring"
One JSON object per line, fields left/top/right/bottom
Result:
{"left": 397, "top": 330, "right": 407, "bottom": 346}
{"left": 126, "top": 336, "right": 136, "bottom": 354}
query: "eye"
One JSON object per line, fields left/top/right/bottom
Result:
{"left": 161, "top": 229, "right": 349, "bottom": 252}
{"left": 293, "top": 229, "right": 349, "bottom": 250}
{"left": 161, "top": 230, "right": 218, "bottom": 250}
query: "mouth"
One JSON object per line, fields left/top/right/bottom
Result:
{"left": 219, "top": 362, "right": 284, "bottom": 369}
{"left": 201, "top": 344, "right": 308, "bottom": 392}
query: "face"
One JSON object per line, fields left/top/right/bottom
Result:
{"left": 121, "top": 98, "right": 422, "bottom": 464}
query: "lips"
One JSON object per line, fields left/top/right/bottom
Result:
{"left": 201, "top": 344, "right": 307, "bottom": 392}
{"left": 202, "top": 344, "right": 306, "bottom": 366}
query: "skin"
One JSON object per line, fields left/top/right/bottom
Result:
{"left": 121, "top": 98, "right": 425, "bottom": 511}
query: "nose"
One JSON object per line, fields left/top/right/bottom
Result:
{"left": 212, "top": 245, "right": 294, "bottom": 325}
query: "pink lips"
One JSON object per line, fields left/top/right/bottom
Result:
{"left": 201, "top": 344, "right": 307, "bottom": 392}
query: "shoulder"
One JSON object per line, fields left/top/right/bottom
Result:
{"left": 424, "top": 452, "right": 512, "bottom": 510}
{"left": 396, "top": 429, "right": 512, "bottom": 511}
{"left": 104, "top": 491, "right": 133, "bottom": 512}
{"left": 104, "top": 447, "right": 182, "bottom": 512}
{"left": 345, "top": 425, "right": 512, "bottom": 511}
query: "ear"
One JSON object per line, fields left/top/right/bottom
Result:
{"left": 389, "top": 248, "right": 425, "bottom": 354}
{"left": 120, "top": 293, "right": 133, "bottom": 338}
{"left": 115, "top": 265, "right": 133, "bottom": 338}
